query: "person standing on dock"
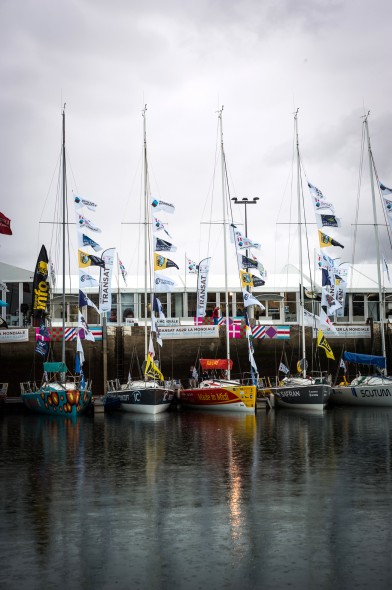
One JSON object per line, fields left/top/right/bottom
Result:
{"left": 189, "top": 365, "right": 198, "bottom": 388}
{"left": 212, "top": 306, "right": 220, "bottom": 325}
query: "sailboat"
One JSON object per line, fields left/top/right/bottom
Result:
{"left": 20, "top": 108, "right": 93, "bottom": 417}
{"left": 179, "top": 108, "right": 257, "bottom": 413}
{"left": 103, "top": 106, "right": 174, "bottom": 414}
{"left": 331, "top": 113, "right": 392, "bottom": 406}
{"left": 270, "top": 111, "right": 331, "bottom": 410}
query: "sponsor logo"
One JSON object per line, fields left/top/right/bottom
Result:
{"left": 359, "top": 388, "right": 392, "bottom": 398}
{"left": 280, "top": 390, "right": 300, "bottom": 397}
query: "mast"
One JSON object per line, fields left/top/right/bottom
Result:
{"left": 218, "top": 107, "right": 231, "bottom": 378}
{"left": 61, "top": 106, "right": 66, "bottom": 366}
{"left": 142, "top": 105, "right": 148, "bottom": 362}
{"left": 295, "top": 110, "right": 307, "bottom": 376}
{"left": 364, "top": 113, "right": 387, "bottom": 372}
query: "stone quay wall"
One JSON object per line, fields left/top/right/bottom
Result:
{"left": 0, "top": 322, "right": 386, "bottom": 396}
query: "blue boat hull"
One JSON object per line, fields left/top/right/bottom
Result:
{"left": 21, "top": 385, "right": 93, "bottom": 417}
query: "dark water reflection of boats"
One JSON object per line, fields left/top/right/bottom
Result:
{"left": 1, "top": 408, "right": 392, "bottom": 589}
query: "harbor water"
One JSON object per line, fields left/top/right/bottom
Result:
{"left": 1, "top": 406, "right": 392, "bottom": 590}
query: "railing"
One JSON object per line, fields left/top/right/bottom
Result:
{"left": 20, "top": 381, "right": 39, "bottom": 393}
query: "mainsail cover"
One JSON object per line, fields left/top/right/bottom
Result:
{"left": 343, "top": 352, "right": 386, "bottom": 369}
{"left": 200, "top": 358, "right": 233, "bottom": 370}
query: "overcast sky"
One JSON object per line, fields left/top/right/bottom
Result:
{"left": 1, "top": 0, "right": 392, "bottom": 287}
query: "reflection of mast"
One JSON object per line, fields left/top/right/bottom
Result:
{"left": 364, "top": 113, "right": 386, "bottom": 372}
{"left": 218, "top": 107, "right": 231, "bottom": 378}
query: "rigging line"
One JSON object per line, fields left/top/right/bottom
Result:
{"left": 222, "top": 146, "right": 247, "bottom": 302}
{"left": 369, "top": 144, "right": 392, "bottom": 252}
{"left": 351, "top": 121, "right": 366, "bottom": 283}
{"left": 297, "top": 145, "right": 315, "bottom": 291}
{"left": 282, "top": 114, "right": 296, "bottom": 298}
{"left": 199, "top": 119, "right": 220, "bottom": 261}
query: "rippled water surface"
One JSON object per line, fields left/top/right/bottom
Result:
{"left": 1, "top": 407, "right": 392, "bottom": 590}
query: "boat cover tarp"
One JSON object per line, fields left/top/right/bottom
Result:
{"left": 200, "top": 358, "right": 233, "bottom": 370}
{"left": 43, "top": 362, "right": 68, "bottom": 373}
{"left": 343, "top": 352, "right": 386, "bottom": 369}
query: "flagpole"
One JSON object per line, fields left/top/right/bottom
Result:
{"left": 295, "top": 110, "right": 307, "bottom": 377}
{"left": 61, "top": 106, "right": 66, "bottom": 367}
{"left": 184, "top": 252, "right": 187, "bottom": 293}
{"left": 142, "top": 105, "right": 148, "bottom": 365}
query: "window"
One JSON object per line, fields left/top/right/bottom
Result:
{"left": 108, "top": 293, "right": 118, "bottom": 323}
{"left": 367, "top": 294, "right": 379, "bottom": 321}
{"left": 268, "top": 300, "right": 281, "bottom": 321}
{"left": 171, "top": 293, "right": 183, "bottom": 318}
{"left": 352, "top": 294, "right": 365, "bottom": 321}
{"left": 187, "top": 292, "right": 197, "bottom": 318}
{"left": 255, "top": 301, "right": 266, "bottom": 320}
{"left": 121, "top": 293, "right": 135, "bottom": 321}
{"left": 284, "top": 292, "right": 297, "bottom": 322}
{"left": 336, "top": 292, "right": 349, "bottom": 322}
{"left": 87, "top": 294, "right": 100, "bottom": 324}
{"left": 205, "top": 292, "right": 218, "bottom": 317}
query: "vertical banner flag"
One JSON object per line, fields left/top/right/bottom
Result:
{"left": 99, "top": 248, "right": 116, "bottom": 312}
{"left": 196, "top": 257, "right": 211, "bottom": 318}
{"left": 380, "top": 184, "right": 392, "bottom": 231}
{"left": 32, "top": 245, "right": 50, "bottom": 319}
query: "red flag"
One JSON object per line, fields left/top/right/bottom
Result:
{"left": 0, "top": 212, "right": 12, "bottom": 235}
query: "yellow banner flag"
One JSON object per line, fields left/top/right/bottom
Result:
{"left": 154, "top": 253, "right": 179, "bottom": 271}
{"left": 240, "top": 270, "right": 256, "bottom": 288}
{"left": 144, "top": 355, "right": 164, "bottom": 381}
{"left": 78, "top": 249, "right": 92, "bottom": 268}
{"left": 318, "top": 230, "right": 344, "bottom": 249}
{"left": 317, "top": 329, "right": 335, "bottom": 360}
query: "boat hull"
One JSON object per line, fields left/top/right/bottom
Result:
{"left": 0, "top": 383, "right": 7, "bottom": 408}
{"left": 179, "top": 384, "right": 256, "bottom": 413}
{"left": 331, "top": 384, "right": 392, "bottom": 407}
{"left": 270, "top": 383, "right": 331, "bottom": 410}
{"left": 105, "top": 386, "right": 174, "bottom": 415}
{"left": 21, "top": 384, "right": 92, "bottom": 417}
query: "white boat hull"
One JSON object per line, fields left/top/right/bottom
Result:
{"left": 331, "top": 384, "right": 392, "bottom": 407}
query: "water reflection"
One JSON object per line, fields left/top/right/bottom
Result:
{"left": 1, "top": 408, "right": 392, "bottom": 589}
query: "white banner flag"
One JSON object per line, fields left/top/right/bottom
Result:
{"left": 77, "top": 213, "right": 102, "bottom": 233}
{"left": 154, "top": 273, "right": 177, "bottom": 293}
{"left": 230, "top": 225, "right": 260, "bottom": 250}
{"left": 151, "top": 199, "right": 175, "bottom": 214}
{"left": 74, "top": 195, "right": 97, "bottom": 211}
{"left": 79, "top": 271, "right": 99, "bottom": 288}
{"left": 242, "top": 288, "right": 265, "bottom": 309}
{"left": 99, "top": 248, "right": 116, "bottom": 312}
{"left": 308, "top": 182, "right": 335, "bottom": 214}
{"left": 319, "top": 308, "right": 339, "bottom": 335}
